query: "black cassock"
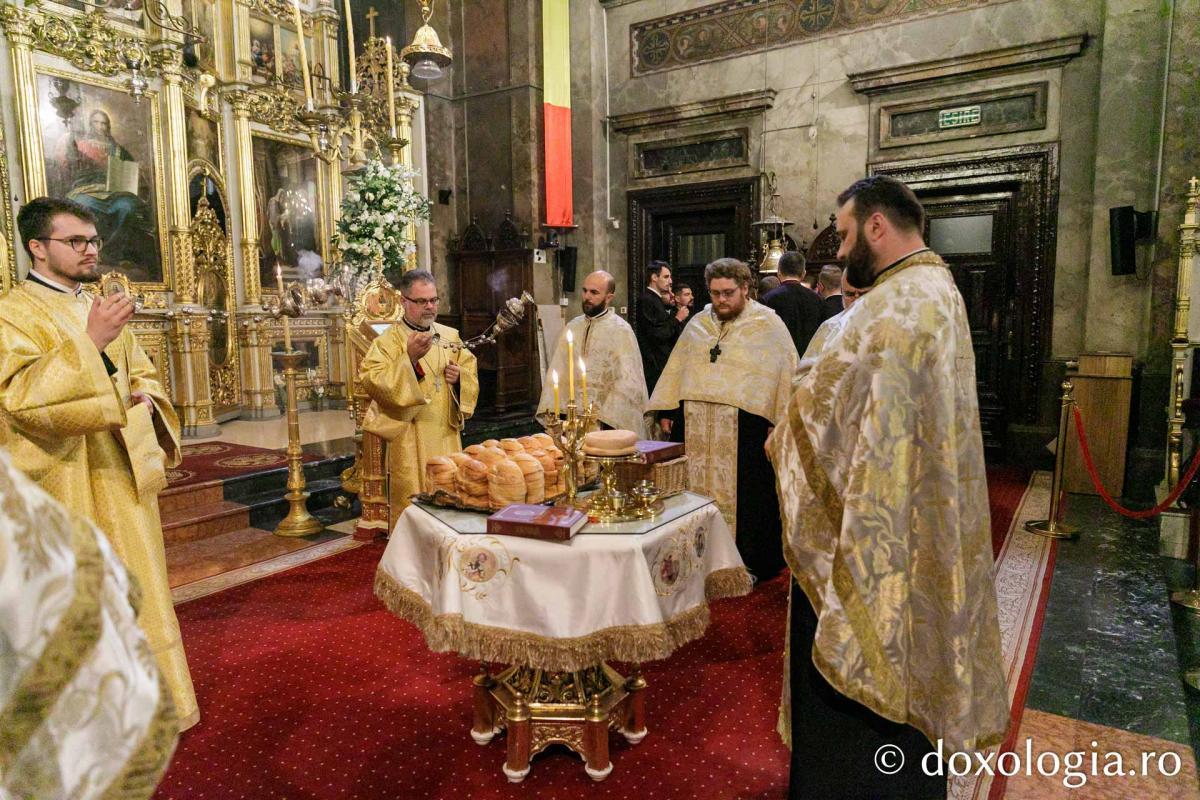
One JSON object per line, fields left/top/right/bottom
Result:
{"left": 668, "top": 406, "right": 785, "bottom": 581}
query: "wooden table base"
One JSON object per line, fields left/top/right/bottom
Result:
{"left": 470, "top": 662, "right": 648, "bottom": 783}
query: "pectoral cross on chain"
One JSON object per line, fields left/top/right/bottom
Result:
{"left": 709, "top": 344, "right": 721, "bottom": 363}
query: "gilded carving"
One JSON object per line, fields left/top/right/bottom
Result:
{"left": 0, "top": 106, "right": 16, "bottom": 294}
{"left": 238, "top": 0, "right": 316, "bottom": 31}
{"left": 529, "top": 723, "right": 586, "bottom": 758}
{"left": 0, "top": 5, "right": 157, "bottom": 78}
{"left": 223, "top": 86, "right": 307, "bottom": 134}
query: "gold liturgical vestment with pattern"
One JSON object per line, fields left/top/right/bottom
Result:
{"left": 768, "top": 252, "right": 1007, "bottom": 753}
{"left": 537, "top": 308, "right": 649, "bottom": 436}
{"left": 647, "top": 300, "right": 797, "bottom": 536}
{"left": 0, "top": 448, "right": 178, "bottom": 798}
{"left": 361, "top": 320, "right": 479, "bottom": 528}
{"left": 0, "top": 279, "right": 198, "bottom": 730}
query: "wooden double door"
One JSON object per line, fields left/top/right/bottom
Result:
{"left": 875, "top": 145, "right": 1060, "bottom": 458}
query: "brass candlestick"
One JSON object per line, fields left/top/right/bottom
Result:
{"left": 263, "top": 273, "right": 323, "bottom": 538}
{"left": 537, "top": 400, "right": 598, "bottom": 506}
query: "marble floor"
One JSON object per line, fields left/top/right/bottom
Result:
{"left": 187, "top": 409, "right": 357, "bottom": 449}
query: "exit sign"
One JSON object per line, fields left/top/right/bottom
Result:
{"left": 938, "top": 105, "right": 982, "bottom": 129}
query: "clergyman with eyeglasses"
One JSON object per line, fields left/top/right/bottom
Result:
{"left": 0, "top": 195, "right": 199, "bottom": 730}
{"left": 360, "top": 269, "right": 479, "bottom": 526}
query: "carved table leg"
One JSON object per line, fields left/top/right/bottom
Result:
{"left": 583, "top": 693, "right": 613, "bottom": 781}
{"left": 471, "top": 662, "right": 500, "bottom": 744}
{"left": 621, "top": 663, "right": 648, "bottom": 744}
{"left": 502, "top": 693, "right": 532, "bottom": 783}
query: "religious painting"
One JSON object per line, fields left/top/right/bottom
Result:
{"left": 252, "top": 135, "right": 324, "bottom": 290}
{"left": 36, "top": 71, "right": 167, "bottom": 285}
{"left": 278, "top": 26, "right": 314, "bottom": 91}
{"left": 185, "top": 107, "right": 222, "bottom": 171}
{"left": 181, "top": 0, "right": 218, "bottom": 73}
{"left": 52, "top": 0, "right": 145, "bottom": 29}
{"left": 248, "top": 16, "right": 276, "bottom": 80}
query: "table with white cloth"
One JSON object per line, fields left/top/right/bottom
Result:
{"left": 374, "top": 490, "right": 752, "bottom": 782}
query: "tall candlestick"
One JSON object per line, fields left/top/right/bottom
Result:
{"left": 551, "top": 370, "right": 560, "bottom": 415}
{"left": 566, "top": 330, "right": 574, "bottom": 404}
{"left": 342, "top": 0, "right": 357, "bottom": 93}
{"left": 275, "top": 263, "right": 292, "bottom": 351}
{"left": 385, "top": 36, "right": 397, "bottom": 137}
{"left": 579, "top": 358, "right": 588, "bottom": 407}
{"left": 292, "top": 0, "right": 314, "bottom": 110}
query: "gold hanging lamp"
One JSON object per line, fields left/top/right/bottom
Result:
{"left": 401, "top": 0, "right": 453, "bottom": 81}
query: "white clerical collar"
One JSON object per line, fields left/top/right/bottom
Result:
{"left": 27, "top": 269, "right": 84, "bottom": 297}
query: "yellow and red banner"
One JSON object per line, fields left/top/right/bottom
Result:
{"left": 542, "top": 0, "right": 572, "bottom": 227}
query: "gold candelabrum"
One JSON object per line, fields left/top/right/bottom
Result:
{"left": 536, "top": 400, "right": 597, "bottom": 506}
{"left": 261, "top": 268, "right": 347, "bottom": 537}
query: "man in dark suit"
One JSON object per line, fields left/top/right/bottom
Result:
{"left": 637, "top": 260, "right": 688, "bottom": 394}
{"left": 816, "top": 265, "right": 845, "bottom": 320}
{"left": 761, "top": 251, "right": 826, "bottom": 358}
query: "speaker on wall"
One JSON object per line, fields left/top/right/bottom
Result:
{"left": 1108, "top": 206, "right": 1156, "bottom": 277}
{"left": 559, "top": 246, "right": 578, "bottom": 292}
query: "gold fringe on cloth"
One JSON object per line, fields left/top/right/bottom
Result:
{"left": 374, "top": 566, "right": 752, "bottom": 671}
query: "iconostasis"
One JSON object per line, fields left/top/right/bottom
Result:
{"left": 0, "top": 0, "right": 428, "bottom": 435}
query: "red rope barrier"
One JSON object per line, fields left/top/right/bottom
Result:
{"left": 1072, "top": 405, "right": 1200, "bottom": 519}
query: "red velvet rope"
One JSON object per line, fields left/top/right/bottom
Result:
{"left": 1072, "top": 405, "right": 1200, "bottom": 519}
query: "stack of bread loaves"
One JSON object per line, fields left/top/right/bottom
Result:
{"left": 425, "top": 434, "right": 567, "bottom": 510}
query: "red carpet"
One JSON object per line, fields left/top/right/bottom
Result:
{"left": 987, "top": 464, "right": 1032, "bottom": 556}
{"left": 166, "top": 442, "right": 319, "bottom": 488}
{"left": 155, "top": 466, "right": 1035, "bottom": 799}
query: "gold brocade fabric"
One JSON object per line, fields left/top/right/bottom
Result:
{"left": 683, "top": 402, "right": 739, "bottom": 537}
{"left": 647, "top": 299, "right": 798, "bottom": 425}
{"left": 360, "top": 321, "right": 480, "bottom": 527}
{"left": 0, "top": 281, "right": 198, "bottom": 730}
{"left": 537, "top": 309, "right": 649, "bottom": 436}
{"left": 768, "top": 251, "right": 1008, "bottom": 753}
{"left": 0, "top": 448, "right": 178, "bottom": 799}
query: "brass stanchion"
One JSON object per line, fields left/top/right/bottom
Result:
{"left": 273, "top": 349, "right": 323, "bottom": 537}
{"left": 1170, "top": 508, "right": 1200, "bottom": 612}
{"left": 1025, "top": 379, "right": 1079, "bottom": 540}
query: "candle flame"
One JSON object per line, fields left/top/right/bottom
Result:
{"left": 551, "top": 369, "right": 559, "bottom": 386}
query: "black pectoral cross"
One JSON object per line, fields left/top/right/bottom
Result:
{"left": 709, "top": 344, "right": 721, "bottom": 363}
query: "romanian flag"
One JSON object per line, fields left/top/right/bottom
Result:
{"left": 543, "top": 0, "right": 572, "bottom": 227}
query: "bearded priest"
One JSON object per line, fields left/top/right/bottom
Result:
{"left": 648, "top": 258, "right": 798, "bottom": 579}
{"left": 0, "top": 197, "right": 198, "bottom": 729}
{"left": 538, "top": 270, "right": 648, "bottom": 436}
{"left": 360, "top": 269, "right": 479, "bottom": 528}
{"left": 768, "top": 176, "right": 1006, "bottom": 798}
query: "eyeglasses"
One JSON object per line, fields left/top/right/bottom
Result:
{"left": 402, "top": 295, "right": 440, "bottom": 306}
{"left": 38, "top": 236, "right": 103, "bottom": 254}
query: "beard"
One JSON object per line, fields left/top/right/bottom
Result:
{"left": 582, "top": 300, "right": 607, "bottom": 317}
{"left": 843, "top": 232, "right": 876, "bottom": 289}
{"left": 713, "top": 297, "right": 745, "bottom": 321}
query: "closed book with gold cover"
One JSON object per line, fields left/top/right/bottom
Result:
{"left": 636, "top": 439, "right": 684, "bottom": 464}
{"left": 487, "top": 504, "right": 588, "bottom": 541}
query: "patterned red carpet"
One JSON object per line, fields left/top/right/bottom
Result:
{"left": 166, "top": 442, "right": 319, "bottom": 488}
{"left": 154, "top": 466, "right": 1034, "bottom": 799}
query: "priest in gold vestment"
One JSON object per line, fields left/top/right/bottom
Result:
{"left": 768, "top": 177, "right": 1006, "bottom": 799}
{"left": 648, "top": 258, "right": 798, "bottom": 579}
{"left": 361, "top": 269, "right": 479, "bottom": 527}
{"left": 537, "top": 270, "right": 648, "bottom": 436}
{"left": 0, "top": 197, "right": 198, "bottom": 729}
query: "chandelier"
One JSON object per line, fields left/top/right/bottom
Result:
{"left": 400, "top": 0, "right": 453, "bottom": 81}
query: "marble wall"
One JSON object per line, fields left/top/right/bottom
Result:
{"left": 555, "top": 0, "right": 1194, "bottom": 451}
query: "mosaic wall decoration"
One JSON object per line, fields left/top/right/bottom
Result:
{"left": 630, "top": 0, "right": 1016, "bottom": 76}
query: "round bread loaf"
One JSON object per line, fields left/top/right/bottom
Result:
{"left": 531, "top": 432, "right": 555, "bottom": 450}
{"left": 448, "top": 452, "right": 473, "bottom": 469}
{"left": 488, "top": 459, "right": 526, "bottom": 508}
{"left": 464, "top": 444, "right": 486, "bottom": 457}
{"left": 481, "top": 439, "right": 501, "bottom": 448}
{"left": 582, "top": 429, "right": 638, "bottom": 456}
{"left": 475, "top": 446, "right": 508, "bottom": 467}
{"left": 511, "top": 452, "right": 545, "bottom": 503}
{"left": 518, "top": 435, "right": 544, "bottom": 453}
{"left": 499, "top": 438, "right": 525, "bottom": 455}
{"left": 455, "top": 458, "right": 489, "bottom": 501}
{"left": 426, "top": 456, "right": 457, "bottom": 494}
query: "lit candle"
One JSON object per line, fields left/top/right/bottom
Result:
{"left": 579, "top": 358, "right": 587, "bottom": 408}
{"left": 275, "top": 263, "right": 292, "bottom": 351}
{"left": 342, "top": 0, "right": 357, "bottom": 93}
{"left": 385, "top": 36, "right": 397, "bottom": 137}
{"left": 292, "top": 0, "right": 314, "bottom": 111}
{"left": 566, "top": 330, "right": 574, "bottom": 405}
{"left": 551, "top": 370, "right": 560, "bottom": 415}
